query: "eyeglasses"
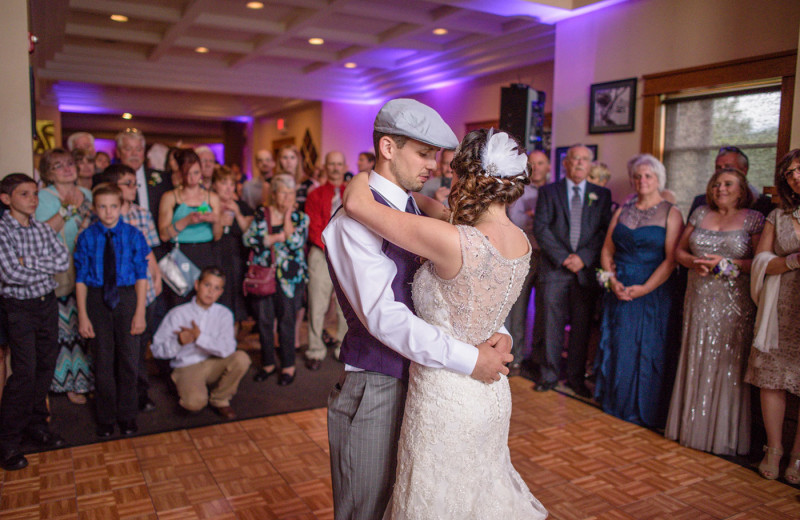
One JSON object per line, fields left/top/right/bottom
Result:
{"left": 784, "top": 166, "right": 800, "bottom": 180}
{"left": 50, "top": 161, "right": 75, "bottom": 171}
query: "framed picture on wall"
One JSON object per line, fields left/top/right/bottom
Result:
{"left": 554, "top": 145, "right": 598, "bottom": 180}
{"left": 589, "top": 78, "right": 637, "bottom": 133}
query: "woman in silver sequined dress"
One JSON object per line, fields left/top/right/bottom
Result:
{"left": 665, "top": 168, "right": 764, "bottom": 455}
{"left": 745, "top": 149, "right": 800, "bottom": 483}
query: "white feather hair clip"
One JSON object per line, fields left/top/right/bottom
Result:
{"left": 481, "top": 128, "right": 528, "bottom": 181}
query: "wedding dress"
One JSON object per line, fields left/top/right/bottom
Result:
{"left": 384, "top": 225, "right": 548, "bottom": 519}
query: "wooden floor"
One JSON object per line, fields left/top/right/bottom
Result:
{"left": 1, "top": 377, "right": 799, "bottom": 520}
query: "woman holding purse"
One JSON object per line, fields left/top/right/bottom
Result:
{"left": 243, "top": 174, "right": 309, "bottom": 386}
{"left": 158, "top": 149, "right": 223, "bottom": 308}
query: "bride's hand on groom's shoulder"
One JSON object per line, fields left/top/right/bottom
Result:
{"left": 342, "top": 172, "right": 371, "bottom": 215}
{"left": 471, "top": 334, "right": 513, "bottom": 384}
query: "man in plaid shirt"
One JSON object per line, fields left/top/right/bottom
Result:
{"left": 0, "top": 174, "right": 70, "bottom": 471}
{"left": 98, "top": 164, "right": 162, "bottom": 412}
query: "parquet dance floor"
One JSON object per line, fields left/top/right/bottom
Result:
{"left": 2, "top": 376, "right": 799, "bottom": 519}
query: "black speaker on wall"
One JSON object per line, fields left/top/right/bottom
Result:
{"left": 499, "top": 84, "right": 546, "bottom": 153}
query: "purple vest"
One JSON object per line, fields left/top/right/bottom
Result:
{"left": 327, "top": 191, "right": 420, "bottom": 380}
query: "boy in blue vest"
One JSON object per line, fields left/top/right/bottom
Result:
{"left": 75, "top": 183, "right": 150, "bottom": 438}
{"left": 0, "top": 173, "right": 70, "bottom": 471}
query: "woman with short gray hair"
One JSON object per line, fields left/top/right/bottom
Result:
{"left": 594, "top": 154, "right": 684, "bottom": 428}
{"left": 243, "top": 173, "right": 309, "bottom": 386}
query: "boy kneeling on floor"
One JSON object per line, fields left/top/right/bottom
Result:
{"left": 150, "top": 266, "right": 250, "bottom": 419}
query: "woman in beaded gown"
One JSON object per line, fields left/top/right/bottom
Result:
{"left": 594, "top": 155, "right": 683, "bottom": 429}
{"left": 343, "top": 129, "right": 547, "bottom": 519}
{"left": 745, "top": 149, "right": 800, "bottom": 482}
{"left": 665, "top": 168, "right": 764, "bottom": 455}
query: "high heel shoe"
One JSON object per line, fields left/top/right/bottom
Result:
{"left": 785, "top": 452, "right": 800, "bottom": 484}
{"left": 253, "top": 367, "right": 276, "bottom": 382}
{"left": 759, "top": 445, "right": 783, "bottom": 480}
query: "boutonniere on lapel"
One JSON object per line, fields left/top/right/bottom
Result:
{"left": 148, "top": 171, "right": 162, "bottom": 186}
{"left": 587, "top": 192, "right": 598, "bottom": 207}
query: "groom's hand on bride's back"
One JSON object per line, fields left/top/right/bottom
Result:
{"left": 471, "top": 333, "right": 513, "bottom": 384}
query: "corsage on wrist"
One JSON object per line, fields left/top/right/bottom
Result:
{"left": 786, "top": 253, "right": 800, "bottom": 270}
{"left": 712, "top": 258, "right": 740, "bottom": 284}
{"left": 595, "top": 268, "right": 615, "bottom": 291}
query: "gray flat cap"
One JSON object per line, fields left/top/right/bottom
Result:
{"left": 374, "top": 98, "right": 459, "bottom": 150}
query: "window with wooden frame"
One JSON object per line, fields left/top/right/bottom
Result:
{"left": 640, "top": 51, "right": 796, "bottom": 214}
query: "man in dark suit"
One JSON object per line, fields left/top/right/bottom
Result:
{"left": 532, "top": 144, "right": 612, "bottom": 397}
{"left": 688, "top": 146, "right": 772, "bottom": 218}
{"left": 115, "top": 129, "right": 173, "bottom": 236}
{"left": 115, "top": 128, "right": 174, "bottom": 412}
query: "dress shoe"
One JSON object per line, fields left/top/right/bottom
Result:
{"left": 0, "top": 449, "right": 28, "bottom": 471}
{"left": 278, "top": 372, "right": 296, "bottom": 386}
{"left": 96, "top": 423, "right": 115, "bottom": 438}
{"left": 568, "top": 382, "right": 592, "bottom": 399}
{"left": 305, "top": 359, "right": 322, "bottom": 371}
{"left": 253, "top": 368, "right": 276, "bottom": 382}
{"left": 534, "top": 380, "right": 556, "bottom": 392}
{"left": 139, "top": 395, "right": 156, "bottom": 413}
{"left": 27, "top": 429, "right": 66, "bottom": 448}
{"left": 118, "top": 420, "right": 138, "bottom": 436}
{"left": 213, "top": 405, "right": 237, "bottom": 420}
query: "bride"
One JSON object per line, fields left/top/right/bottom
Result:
{"left": 342, "top": 129, "right": 548, "bottom": 519}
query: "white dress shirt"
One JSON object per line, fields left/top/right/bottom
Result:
{"left": 135, "top": 165, "right": 149, "bottom": 211}
{"left": 151, "top": 298, "right": 237, "bottom": 368}
{"left": 566, "top": 178, "right": 587, "bottom": 212}
{"left": 322, "top": 171, "right": 479, "bottom": 376}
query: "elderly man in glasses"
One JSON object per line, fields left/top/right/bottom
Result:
{"left": 688, "top": 146, "right": 773, "bottom": 218}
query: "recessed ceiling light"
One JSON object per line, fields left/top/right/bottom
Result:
{"left": 110, "top": 14, "right": 128, "bottom": 23}
{"left": 195, "top": 46, "right": 209, "bottom": 53}
{"left": 432, "top": 28, "right": 448, "bottom": 35}
{"left": 308, "top": 38, "right": 324, "bottom": 45}
{"left": 246, "top": 1, "right": 264, "bottom": 8}
{"left": 122, "top": 113, "right": 133, "bottom": 120}
{"left": 344, "top": 62, "right": 357, "bottom": 69}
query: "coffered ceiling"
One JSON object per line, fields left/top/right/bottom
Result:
{"left": 30, "top": 0, "right": 620, "bottom": 121}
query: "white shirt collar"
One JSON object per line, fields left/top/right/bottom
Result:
{"left": 369, "top": 171, "right": 414, "bottom": 211}
{"left": 190, "top": 296, "right": 212, "bottom": 314}
{"left": 566, "top": 177, "right": 586, "bottom": 192}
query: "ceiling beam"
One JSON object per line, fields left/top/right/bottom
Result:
{"left": 147, "top": 0, "right": 206, "bottom": 62}
{"left": 231, "top": 0, "right": 354, "bottom": 69}
{"left": 65, "top": 22, "right": 161, "bottom": 45}
{"left": 193, "top": 13, "right": 285, "bottom": 35}
{"left": 174, "top": 36, "right": 254, "bottom": 55}
{"left": 69, "top": 0, "right": 182, "bottom": 23}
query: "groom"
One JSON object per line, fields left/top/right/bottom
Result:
{"left": 323, "top": 99, "right": 513, "bottom": 520}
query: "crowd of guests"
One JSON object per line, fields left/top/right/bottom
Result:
{"left": 0, "top": 129, "right": 379, "bottom": 471}
{"left": 2, "top": 126, "right": 800, "bottom": 487}
{"left": 519, "top": 143, "right": 800, "bottom": 485}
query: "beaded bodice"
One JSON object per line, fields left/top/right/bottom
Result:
{"left": 411, "top": 225, "right": 530, "bottom": 345}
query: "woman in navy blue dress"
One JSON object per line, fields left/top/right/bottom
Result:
{"left": 594, "top": 155, "right": 683, "bottom": 428}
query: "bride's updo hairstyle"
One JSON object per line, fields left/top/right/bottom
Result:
{"left": 448, "top": 129, "right": 530, "bottom": 226}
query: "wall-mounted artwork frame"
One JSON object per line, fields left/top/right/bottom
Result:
{"left": 589, "top": 78, "right": 637, "bottom": 134}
